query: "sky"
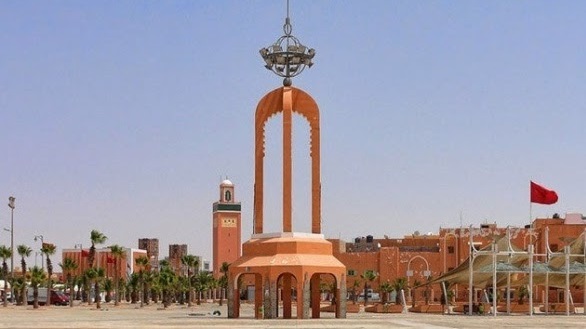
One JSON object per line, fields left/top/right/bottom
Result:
{"left": 1, "top": 1, "right": 585, "bottom": 268}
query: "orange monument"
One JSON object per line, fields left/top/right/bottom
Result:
{"left": 227, "top": 5, "right": 346, "bottom": 319}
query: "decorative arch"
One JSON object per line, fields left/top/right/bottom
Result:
{"left": 253, "top": 86, "right": 321, "bottom": 234}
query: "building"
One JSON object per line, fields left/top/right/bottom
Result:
{"left": 138, "top": 238, "right": 159, "bottom": 271}
{"left": 61, "top": 247, "right": 147, "bottom": 279}
{"left": 329, "top": 213, "right": 586, "bottom": 304}
{"left": 168, "top": 244, "right": 188, "bottom": 275}
{"left": 212, "top": 179, "right": 242, "bottom": 278}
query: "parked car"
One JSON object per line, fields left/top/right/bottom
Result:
{"left": 27, "top": 288, "right": 69, "bottom": 306}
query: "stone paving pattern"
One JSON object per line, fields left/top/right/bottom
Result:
{"left": 1, "top": 302, "right": 586, "bottom": 329}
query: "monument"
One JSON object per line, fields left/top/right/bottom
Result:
{"left": 227, "top": 2, "right": 347, "bottom": 319}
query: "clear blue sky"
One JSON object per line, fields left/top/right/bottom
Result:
{"left": 1, "top": 1, "right": 585, "bottom": 266}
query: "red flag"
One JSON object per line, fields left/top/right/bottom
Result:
{"left": 107, "top": 256, "right": 115, "bottom": 264}
{"left": 81, "top": 250, "right": 90, "bottom": 257}
{"left": 530, "top": 181, "right": 558, "bottom": 205}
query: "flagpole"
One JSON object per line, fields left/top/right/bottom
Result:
{"left": 529, "top": 201, "right": 532, "bottom": 229}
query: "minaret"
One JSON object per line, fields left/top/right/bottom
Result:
{"left": 212, "top": 179, "right": 242, "bottom": 278}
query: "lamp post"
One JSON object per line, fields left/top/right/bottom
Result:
{"left": 7, "top": 196, "right": 15, "bottom": 303}
{"left": 34, "top": 235, "right": 44, "bottom": 271}
{"left": 258, "top": 0, "right": 315, "bottom": 87}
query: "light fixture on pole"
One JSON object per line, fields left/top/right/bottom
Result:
{"left": 258, "top": 0, "right": 315, "bottom": 87}
{"left": 34, "top": 234, "right": 44, "bottom": 271}
{"left": 7, "top": 196, "right": 15, "bottom": 303}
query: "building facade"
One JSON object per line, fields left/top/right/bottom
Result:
{"left": 168, "top": 244, "right": 188, "bottom": 275}
{"left": 330, "top": 214, "right": 586, "bottom": 304}
{"left": 212, "top": 179, "right": 242, "bottom": 278}
{"left": 61, "top": 247, "right": 147, "bottom": 280}
{"left": 138, "top": 238, "right": 159, "bottom": 271}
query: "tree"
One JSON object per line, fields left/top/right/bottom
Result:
{"left": 109, "top": 244, "right": 126, "bottom": 306}
{"left": 88, "top": 230, "right": 107, "bottom": 304}
{"left": 218, "top": 262, "right": 230, "bottom": 306}
{"left": 0, "top": 245, "right": 12, "bottom": 308}
{"left": 40, "top": 243, "right": 56, "bottom": 306}
{"left": 158, "top": 265, "right": 176, "bottom": 308}
{"left": 103, "top": 278, "right": 113, "bottom": 303}
{"left": 12, "top": 277, "right": 25, "bottom": 306}
{"left": 29, "top": 266, "right": 46, "bottom": 309}
{"left": 193, "top": 272, "right": 213, "bottom": 305}
{"left": 517, "top": 285, "right": 529, "bottom": 305}
{"left": 86, "top": 267, "right": 105, "bottom": 309}
{"left": 360, "top": 270, "right": 378, "bottom": 306}
{"left": 88, "top": 230, "right": 107, "bottom": 269}
{"left": 17, "top": 244, "right": 32, "bottom": 305}
{"left": 379, "top": 281, "right": 393, "bottom": 304}
{"left": 135, "top": 256, "right": 149, "bottom": 308}
{"left": 350, "top": 279, "right": 361, "bottom": 305}
{"left": 411, "top": 279, "right": 422, "bottom": 307}
{"left": 391, "top": 277, "right": 407, "bottom": 304}
{"left": 181, "top": 255, "right": 199, "bottom": 307}
{"left": 59, "top": 257, "right": 78, "bottom": 307}
{"left": 127, "top": 272, "right": 140, "bottom": 303}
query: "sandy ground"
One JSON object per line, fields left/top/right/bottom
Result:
{"left": 1, "top": 302, "right": 586, "bottom": 329}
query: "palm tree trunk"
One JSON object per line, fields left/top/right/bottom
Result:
{"left": 187, "top": 280, "right": 192, "bottom": 307}
{"left": 139, "top": 278, "right": 144, "bottom": 308}
{"left": 114, "top": 262, "right": 119, "bottom": 306}
{"left": 3, "top": 279, "right": 8, "bottom": 308}
{"left": 96, "top": 281, "right": 101, "bottom": 309}
{"left": 33, "top": 287, "right": 39, "bottom": 309}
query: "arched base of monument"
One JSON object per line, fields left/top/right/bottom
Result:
{"left": 227, "top": 232, "right": 347, "bottom": 319}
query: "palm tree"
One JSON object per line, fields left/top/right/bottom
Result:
{"left": 86, "top": 267, "right": 105, "bottom": 309}
{"left": 360, "top": 270, "right": 378, "bottom": 306}
{"left": 158, "top": 266, "right": 176, "bottom": 308}
{"left": 59, "top": 257, "right": 78, "bottom": 307}
{"left": 149, "top": 272, "right": 160, "bottom": 304}
{"left": 88, "top": 230, "right": 107, "bottom": 268}
{"left": 29, "top": 266, "right": 46, "bottom": 309}
{"left": 103, "top": 278, "right": 113, "bottom": 303}
{"left": 127, "top": 272, "right": 140, "bottom": 303}
{"left": 379, "top": 281, "right": 393, "bottom": 304}
{"left": 208, "top": 277, "right": 218, "bottom": 303}
{"left": 350, "top": 279, "right": 361, "bottom": 305}
{"left": 392, "top": 277, "right": 408, "bottom": 304}
{"left": 194, "top": 271, "right": 213, "bottom": 305}
{"left": 12, "top": 277, "right": 25, "bottom": 306}
{"left": 17, "top": 244, "right": 32, "bottom": 305}
{"left": 0, "top": 245, "right": 12, "bottom": 308}
{"left": 218, "top": 262, "right": 230, "bottom": 306}
{"left": 108, "top": 244, "right": 125, "bottom": 306}
{"left": 181, "top": 254, "right": 198, "bottom": 307}
{"left": 135, "top": 256, "right": 149, "bottom": 307}
{"left": 84, "top": 268, "right": 96, "bottom": 305}
{"left": 81, "top": 270, "right": 91, "bottom": 303}
{"left": 88, "top": 230, "right": 107, "bottom": 304}
{"left": 411, "top": 279, "right": 422, "bottom": 307}
{"left": 176, "top": 276, "right": 188, "bottom": 305}
{"left": 40, "top": 243, "right": 56, "bottom": 306}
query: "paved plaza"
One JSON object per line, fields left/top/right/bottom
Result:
{"left": 1, "top": 303, "right": 586, "bottom": 329}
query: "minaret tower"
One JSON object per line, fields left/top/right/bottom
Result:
{"left": 212, "top": 179, "right": 242, "bottom": 278}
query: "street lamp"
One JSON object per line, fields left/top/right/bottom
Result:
{"left": 258, "top": 0, "right": 315, "bottom": 86}
{"left": 7, "top": 196, "right": 15, "bottom": 303}
{"left": 34, "top": 235, "right": 44, "bottom": 271}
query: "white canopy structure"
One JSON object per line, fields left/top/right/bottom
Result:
{"left": 429, "top": 226, "right": 586, "bottom": 317}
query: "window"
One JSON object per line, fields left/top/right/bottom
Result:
{"left": 347, "top": 269, "right": 356, "bottom": 276}
{"left": 447, "top": 246, "right": 455, "bottom": 254}
{"left": 225, "top": 190, "right": 232, "bottom": 202}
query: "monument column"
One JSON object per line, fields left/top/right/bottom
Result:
{"left": 283, "top": 87, "right": 293, "bottom": 232}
